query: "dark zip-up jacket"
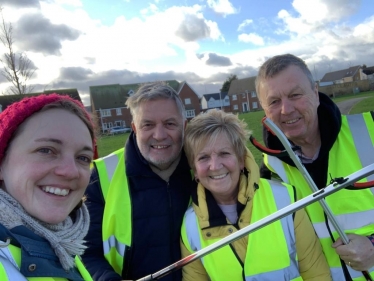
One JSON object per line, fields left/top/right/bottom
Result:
{"left": 82, "top": 132, "right": 191, "bottom": 281}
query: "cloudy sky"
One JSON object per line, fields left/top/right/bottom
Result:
{"left": 1, "top": 0, "right": 373, "bottom": 105}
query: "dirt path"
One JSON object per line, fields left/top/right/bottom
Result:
{"left": 336, "top": 97, "right": 368, "bottom": 114}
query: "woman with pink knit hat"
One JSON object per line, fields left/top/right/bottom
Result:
{"left": 0, "top": 94, "right": 95, "bottom": 280}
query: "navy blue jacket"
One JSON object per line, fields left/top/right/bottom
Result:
{"left": 0, "top": 223, "right": 84, "bottom": 280}
{"left": 82, "top": 132, "right": 191, "bottom": 281}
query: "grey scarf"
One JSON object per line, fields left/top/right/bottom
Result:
{"left": 0, "top": 189, "right": 90, "bottom": 270}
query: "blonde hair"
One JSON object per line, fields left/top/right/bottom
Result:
{"left": 184, "top": 109, "right": 251, "bottom": 170}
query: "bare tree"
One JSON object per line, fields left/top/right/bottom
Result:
{"left": 0, "top": 7, "right": 36, "bottom": 95}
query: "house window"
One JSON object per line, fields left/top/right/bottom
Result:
{"left": 252, "top": 102, "right": 258, "bottom": 109}
{"left": 115, "top": 121, "right": 122, "bottom": 127}
{"left": 232, "top": 95, "right": 237, "bottom": 101}
{"left": 101, "top": 109, "right": 111, "bottom": 117}
{"left": 116, "top": 108, "right": 122, "bottom": 115}
{"left": 185, "top": 98, "right": 191, "bottom": 105}
{"left": 233, "top": 105, "right": 238, "bottom": 110}
{"left": 186, "top": 110, "right": 195, "bottom": 118}
{"left": 102, "top": 123, "right": 108, "bottom": 130}
{"left": 108, "top": 122, "right": 113, "bottom": 128}
{"left": 242, "top": 93, "right": 246, "bottom": 98}
{"left": 251, "top": 91, "right": 256, "bottom": 97}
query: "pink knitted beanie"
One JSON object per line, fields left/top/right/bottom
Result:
{"left": 0, "top": 94, "right": 93, "bottom": 163}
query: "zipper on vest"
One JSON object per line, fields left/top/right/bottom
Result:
{"left": 228, "top": 243, "right": 245, "bottom": 281}
{"left": 323, "top": 212, "right": 353, "bottom": 281}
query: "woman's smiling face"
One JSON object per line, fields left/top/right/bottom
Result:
{"left": 0, "top": 108, "right": 93, "bottom": 224}
{"left": 194, "top": 133, "right": 244, "bottom": 205}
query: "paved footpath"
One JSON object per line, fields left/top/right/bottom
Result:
{"left": 336, "top": 97, "right": 368, "bottom": 114}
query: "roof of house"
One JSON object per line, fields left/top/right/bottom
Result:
{"left": 320, "top": 65, "right": 361, "bottom": 82}
{"left": 202, "top": 92, "right": 228, "bottom": 101}
{"left": 0, "top": 89, "right": 81, "bottom": 110}
{"left": 177, "top": 81, "right": 200, "bottom": 98}
{"left": 363, "top": 66, "right": 374, "bottom": 75}
{"left": 228, "top": 76, "right": 256, "bottom": 96}
{"left": 90, "top": 80, "right": 181, "bottom": 110}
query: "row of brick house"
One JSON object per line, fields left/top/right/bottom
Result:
{"left": 201, "top": 76, "right": 261, "bottom": 113}
{"left": 1, "top": 65, "right": 373, "bottom": 135}
{"left": 90, "top": 80, "right": 201, "bottom": 133}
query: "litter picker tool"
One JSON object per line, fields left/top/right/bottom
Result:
{"left": 136, "top": 163, "right": 374, "bottom": 281}
{"left": 261, "top": 117, "right": 373, "bottom": 281}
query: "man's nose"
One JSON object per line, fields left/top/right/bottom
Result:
{"left": 281, "top": 99, "right": 294, "bottom": 115}
{"left": 153, "top": 125, "right": 167, "bottom": 140}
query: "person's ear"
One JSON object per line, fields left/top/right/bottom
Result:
{"left": 131, "top": 121, "right": 137, "bottom": 134}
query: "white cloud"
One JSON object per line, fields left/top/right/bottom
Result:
{"left": 277, "top": 0, "right": 362, "bottom": 36}
{"left": 207, "top": 0, "right": 238, "bottom": 17}
{"left": 1, "top": 0, "right": 373, "bottom": 105}
{"left": 238, "top": 33, "right": 265, "bottom": 46}
{"left": 140, "top": 3, "right": 159, "bottom": 15}
{"left": 237, "top": 19, "right": 253, "bottom": 31}
{"left": 55, "top": 0, "right": 83, "bottom": 7}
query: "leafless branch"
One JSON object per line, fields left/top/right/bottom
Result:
{"left": 0, "top": 7, "right": 36, "bottom": 95}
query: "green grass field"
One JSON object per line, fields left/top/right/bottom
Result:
{"left": 350, "top": 95, "right": 374, "bottom": 114}
{"left": 96, "top": 91, "right": 374, "bottom": 166}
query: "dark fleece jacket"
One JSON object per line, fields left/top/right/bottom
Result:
{"left": 260, "top": 92, "right": 342, "bottom": 189}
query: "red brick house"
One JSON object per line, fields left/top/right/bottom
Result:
{"left": 177, "top": 81, "right": 201, "bottom": 119}
{"left": 90, "top": 80, "right": 201, "bottom": 133}
{"left": 228, "top": 76, "right": 262, "bottom": 114}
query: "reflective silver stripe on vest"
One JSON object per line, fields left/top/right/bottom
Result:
{"left": 245, "top": 268, "right": 296, "bottom": 281}
{"left": 0, "top": 242, "right": 17, "bottom": 269}
{"left": 103, "top": 235, "right": 127, "bottom": 257}
{"left": 267, "top": 156, "right": 289, "bottom": 183}
{"left": 102, "top": 153, "right": 120, "bottom": 182}
{"left": 101, "top": 153, "right": 126, "bottom": 257}
{"left": 347, "top": 264, "right": 374, "bottom": 279}
{"left": 247, "top": 181, "right": 299, "bottom": 281}
{"left": 0, "top": 254, "right": 27, "bottom": 281}
{"left": 184, "top": 207, "right": 204, "bottom": 265}
{"left": 314, "top": 208, "right": 374, "bottom": 239}
{"left": 347, "top": 114, "right": 374, "bottom": 183}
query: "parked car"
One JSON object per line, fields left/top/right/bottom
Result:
{"left": 109, "top": 126, "right": 131, "bottom": 135}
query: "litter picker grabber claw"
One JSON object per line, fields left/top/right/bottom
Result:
{"left": 262, "top": 117, "right": 373, "bottom": 281}
{"left": 136, "top": 163, "right": 374, "bottom": 281}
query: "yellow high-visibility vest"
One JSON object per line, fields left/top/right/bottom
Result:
{"left": 264, "top": 113, "right": 374, "bottom": 281}
{"left": 181, "top": 179, "right": 302, "bottom": 281}
{"left": 0, "top": 243, "right": 92, "bottom": 281}
{"left": 94, "top": 148, "right": 131, "bottom": 276}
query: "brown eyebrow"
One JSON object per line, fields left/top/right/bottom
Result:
{"left": 35, "top": 138, "right": 94, "bottom": 153}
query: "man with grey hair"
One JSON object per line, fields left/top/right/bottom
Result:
{"left": 255, "top": 53, "right": 374, "bottom": 280}
{"left": 82, "top": 82, "right": 191, "bottom": 281}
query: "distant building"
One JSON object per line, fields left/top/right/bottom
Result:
{"left": 228, "top": 76, "right": 261, "bottom": 113}
{"left": 90, "top": 80, "right": 201, "bottom": 133}
{"left": 201, "top": 92, "right": 230, "bottom": 111}
{"left": 319, "top": 65, "right": 367, "bottom": 86}
{"left": 0, "top": 88, "right": 82, "bottom": 113}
